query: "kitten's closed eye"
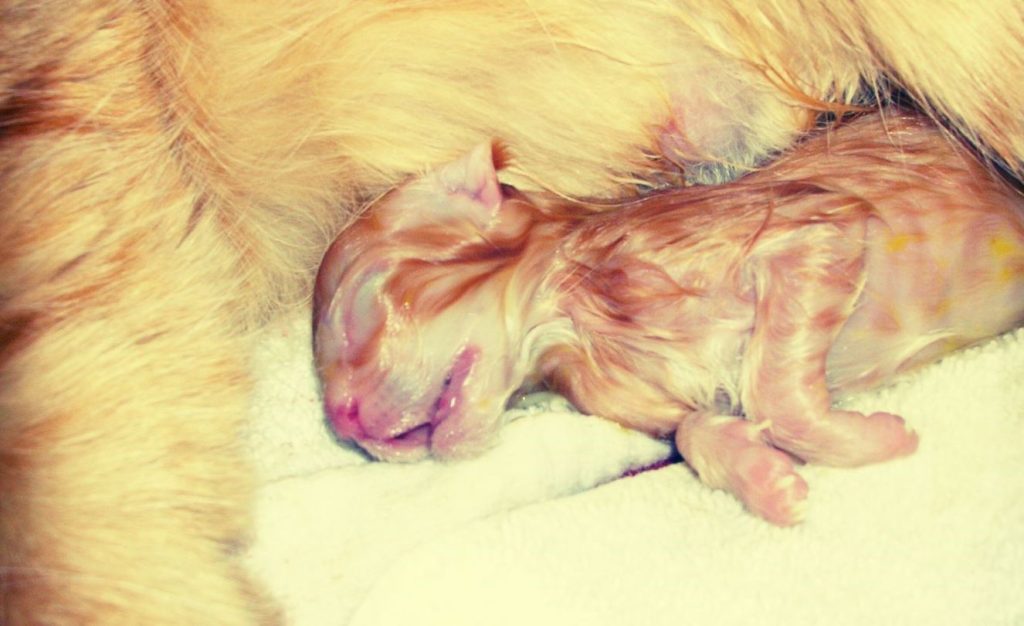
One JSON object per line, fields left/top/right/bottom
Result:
{"left": 342, "top": 268, "right": 390, "bottom": 361}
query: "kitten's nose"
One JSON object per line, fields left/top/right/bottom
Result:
{"left": 327, "top": 400, "right": 366, "bottom": 441}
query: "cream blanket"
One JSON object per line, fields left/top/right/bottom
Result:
{"left": 246, "top": 311, "right": 1024, "bottom": 626}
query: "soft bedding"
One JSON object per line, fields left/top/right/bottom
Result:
{"left": 246, "top": 311, "right": 1024, "bottom": 626}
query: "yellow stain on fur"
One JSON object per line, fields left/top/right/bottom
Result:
{"left": 990, "top": 235, "right": 1017, "bottom": 259}
{"left": 886, "top": 233, "right": 924, "bottom": 253}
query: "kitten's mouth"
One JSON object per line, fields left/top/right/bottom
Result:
{"left": 356, "top": 346, "right": 479, "bottom": 462}
{"left": 358, "top": 423, "right": 433, "bottom": 462}
{"left": 429, "top": 346, "right": 477, "bottom": 427}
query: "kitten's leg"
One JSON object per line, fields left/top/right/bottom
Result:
{"left": 675, "top": 411, "right": 808, "bottom": 526}
{"left": 741, "top": 222, "right": 919, "bottom": 467}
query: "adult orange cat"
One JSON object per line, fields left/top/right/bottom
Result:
{"left": 2, "top": 1, "right": 1022, "bottom": 623}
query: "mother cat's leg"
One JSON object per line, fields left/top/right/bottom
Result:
{"left": 0, "top": 5, "right": 276, "bottom": 624}
{"left": 0, "top": 231, "right": 275, "bottom": 624}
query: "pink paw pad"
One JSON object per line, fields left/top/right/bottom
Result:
{"left": 727, "top": 441, "right": 809, "bottom": 526}
{"left": 678, "top": 417, "right": 808, "bottom": 526}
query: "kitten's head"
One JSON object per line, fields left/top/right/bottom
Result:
{"left": 313, "top": 143, "right": 539, "bottom": 461}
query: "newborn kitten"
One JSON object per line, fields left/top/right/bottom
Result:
{"left": 313, "top": 112, "right": 1024, "bottom": 525}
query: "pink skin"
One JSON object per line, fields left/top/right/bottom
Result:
{"left": 314, "top": 113, "right": 1024, "bottom": 524}
{"left": 313, "top": 143, "right": 513, "bottom": 461}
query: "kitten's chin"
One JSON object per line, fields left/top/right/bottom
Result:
{"left": 426, "top": 416, "right": 501, "bottom": 461}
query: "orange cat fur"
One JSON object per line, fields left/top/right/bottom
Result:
{"left": 1, "top": 1, "right": 1022, "bottom": 623}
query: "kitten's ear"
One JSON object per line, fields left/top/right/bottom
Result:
{"left": 377, "top": 140, "right": 510, "bottom": 230}
{"left": 434, "top": 140, "right": 507, "bottom": 218}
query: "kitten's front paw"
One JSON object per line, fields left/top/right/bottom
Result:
{"left": 676, "top": 415, "right": 808, "bottom": 526}
{"left": 727, "top": 439, "right": 809, "bottom": 526}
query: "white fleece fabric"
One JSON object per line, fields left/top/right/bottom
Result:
{"left": 245, "top": 311, "right": 1024, "bottom": 626}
